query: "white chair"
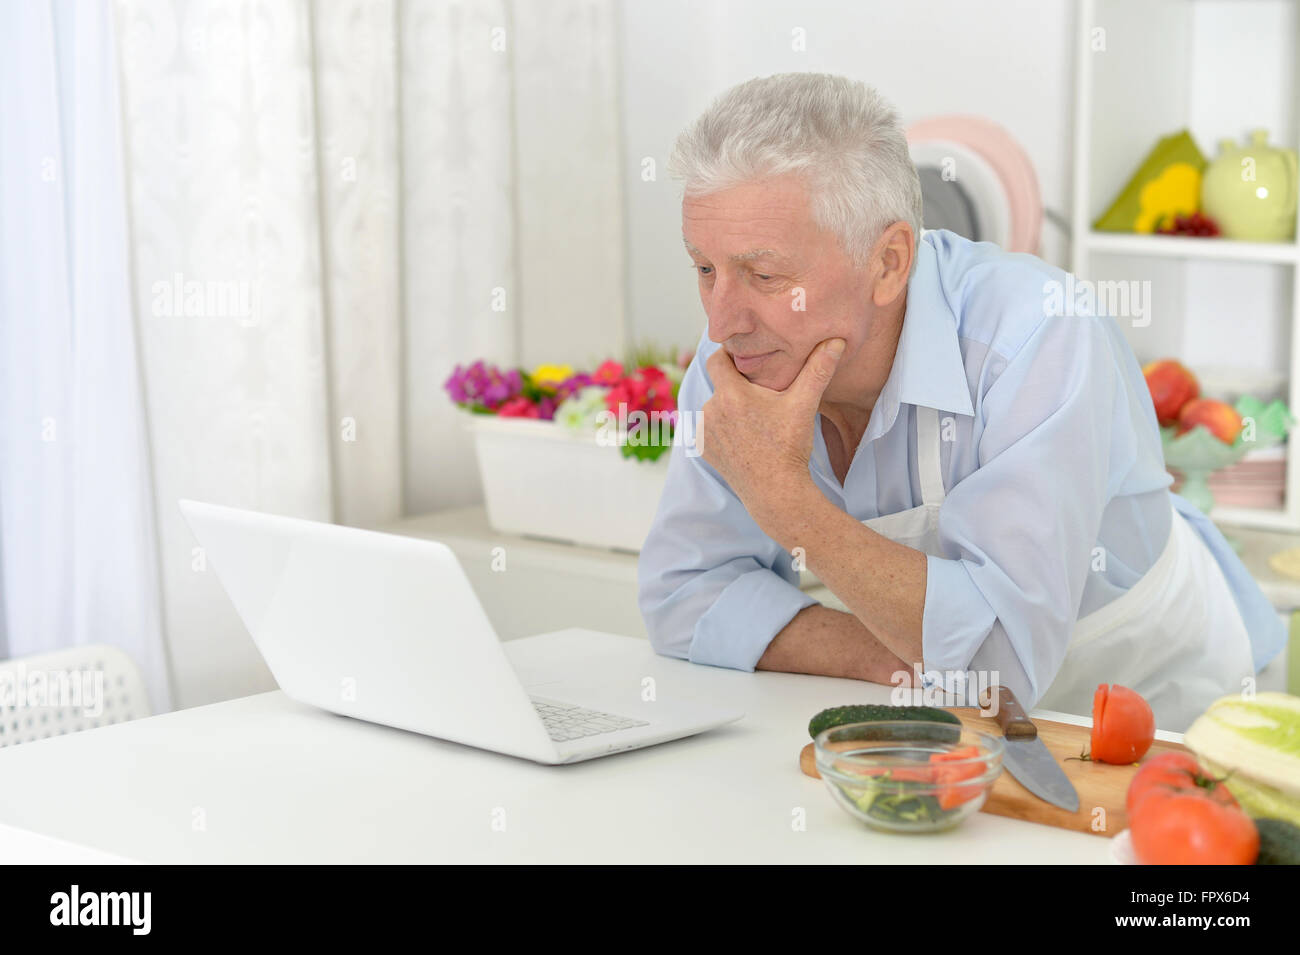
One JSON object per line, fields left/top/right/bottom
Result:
{"left": 0, "top": 644, "right": 152, "bottom": 748}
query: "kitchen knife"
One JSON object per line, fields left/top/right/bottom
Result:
{"left": 979, "top": 685, "right": 1080, "bottom": 813}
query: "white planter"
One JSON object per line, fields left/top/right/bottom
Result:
{"left": 466, "top": 414, "right": 671, "bottom": 552}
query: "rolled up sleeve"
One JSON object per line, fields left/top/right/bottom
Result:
{"left": 637, "top": 337, "right": 817, "bottom": 671}
{"left": 922, "top": 312, "right": 1118, "bottom": 705}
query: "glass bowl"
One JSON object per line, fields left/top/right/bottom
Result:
{"left": 814, "top": 721, "right": 1004, "bottom": 833}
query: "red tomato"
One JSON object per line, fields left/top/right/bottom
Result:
{"left": 1125, "top": 751, "right": 1239, "bottom": 817}
{"left": 1091, "top": 684, "right": 1155, "bottom": 764}
{"left": 930, "top": 746, "right": 987, "bottom": 810}
{"left": 935, "top": 763, "right": 986, "bottom": 809}
{"left": 1129, "top": 786, "right": 1258, "bottom": 865}
{"left": 930, "top": 746, "right": 981, "bottom": 763}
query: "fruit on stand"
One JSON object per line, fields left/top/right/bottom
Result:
{"left": 1090, "top": 684, "right": 1155, "bottom": 764}
{"left": 1141, "top": 360, "right": 1199, "bottom": 426}
{"left": 1144, "top": 369, "right": 1294, "bottom": 514}
{"left": 1176, "top": 397, "right": 1244, "bottom": 444}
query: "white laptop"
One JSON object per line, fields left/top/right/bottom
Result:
{"left": 178, "top": 499, "right": 744, "bottom": 764}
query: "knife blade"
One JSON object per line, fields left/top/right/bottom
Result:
{"left": 979, "top": 685, "right": 1080, "bottom": 813}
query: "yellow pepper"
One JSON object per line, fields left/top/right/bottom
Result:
{"left": 1136, "top": 163, "right": 1201, "bottom": 233}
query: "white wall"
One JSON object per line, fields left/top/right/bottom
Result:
{"left": 617, "top": 0, "right": 1079, "bottom": 352}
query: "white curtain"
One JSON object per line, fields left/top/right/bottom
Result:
{"left": 0, "top": 0, "right": 173, "bottom": 713}
{"left": 1, "top": 0, "right": 624, "bottom": 712}
{"left": 117, "top": 0, "right": 624, "bottom": 710}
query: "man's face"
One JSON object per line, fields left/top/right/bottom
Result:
{"left": 682, "top": 173, "right": 874, "bottom": 391}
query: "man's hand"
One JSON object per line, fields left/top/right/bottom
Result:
{"left": 698, "top": 338, "right": 846, "bottom": 529}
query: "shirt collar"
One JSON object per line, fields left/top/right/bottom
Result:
{"left": 863, "top": 233, "right": 975, "bottom": 444}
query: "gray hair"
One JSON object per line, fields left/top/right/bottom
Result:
{"left": 667, "top": 72, "right": 922, "bottom": 276}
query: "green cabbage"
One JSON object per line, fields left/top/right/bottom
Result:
{"left": 1199, "top": 757, "right": 1300, "bottom": 826}
{"left": 1185, "top": 692, "right": 1300, "bottom": 824}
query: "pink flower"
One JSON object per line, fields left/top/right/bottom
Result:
{"left": 497, "top": 396, "right": 540, "bottom": 418}
{"left": 605, "top": 365, "right": 677, "bottom": 421}
{"left": 592, "top": 360, "right": 624, "bottom": 385}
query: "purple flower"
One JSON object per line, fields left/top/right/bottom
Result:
{"left": 553, "top": 372, "right": 594, "bottom": 403}
{"left": 444, "top": 360, "right": 522, "bottom": 411}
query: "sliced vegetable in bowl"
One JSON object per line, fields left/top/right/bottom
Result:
{"left": 815, "top": 721, "right": 1003, "bottom": 833}
{"left": 929, "top": 746, "right": 988, "bottom": 810}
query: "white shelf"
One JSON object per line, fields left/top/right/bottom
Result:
{"left": 1073, "top": 0, "right": 1300, "bottom": 534}
{"left": 1211, "top": 505, "right": 1300, "bottom": 532}
{"left": 1087, "top": 231, "right": 1300, "bottom": 264}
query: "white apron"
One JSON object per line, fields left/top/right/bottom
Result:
{"left": 852, "top": 405, "right": 1254, "bottom": 733}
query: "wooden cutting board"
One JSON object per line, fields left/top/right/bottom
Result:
{"left": 798, "top": 708, "right": 1187, "bottom": 836}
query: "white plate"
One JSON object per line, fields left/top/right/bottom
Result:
{"left": 1109, "top": 828, "right": 1138, "bottom": 865}
{"left": 909, "top": 140, "right": 1011, "bottom": 248}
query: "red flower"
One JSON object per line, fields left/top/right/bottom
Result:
{"left": 592, "top": 359, "right": 624, "bottom": 385}
{"left": 497, "top": 396, "right": 540, "bottom": 418}
{"left": 605, "top": 366, "right": 677, "bottom": 424}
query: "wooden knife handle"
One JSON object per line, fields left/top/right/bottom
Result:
{"left": 979, "top": 684, "right": 1037, "bottom": 740}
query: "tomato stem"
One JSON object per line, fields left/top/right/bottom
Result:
{"left": 1192, "top": 767, "right": 1234, "bottom": 791}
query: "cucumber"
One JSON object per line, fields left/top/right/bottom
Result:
{"left": 808, "top": 704, "right": 960, "bottom": 739}
{"left": 1255, "top": 817, "right": 1300, "bottom": 866}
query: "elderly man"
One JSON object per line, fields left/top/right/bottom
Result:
{"left": 636, "top": 72, "right": 1284, "bottom": 733}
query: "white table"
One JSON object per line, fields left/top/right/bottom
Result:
{"left": 0, "top": 629, "right": 1168, "bottom": 864}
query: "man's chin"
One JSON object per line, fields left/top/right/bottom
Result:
{"left": 745, "top": 367, "right": 792, "bottom": 390}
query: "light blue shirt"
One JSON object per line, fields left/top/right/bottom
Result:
{"left": 637, "top": 229, "right": 1285, "bottom": 706}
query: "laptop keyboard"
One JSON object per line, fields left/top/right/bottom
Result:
{"left": 531, "top": 698, "right": 649, "bottom": 742}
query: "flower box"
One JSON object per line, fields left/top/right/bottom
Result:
{"left": 466, "top": 414, "right": 671, "bottom": 552}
